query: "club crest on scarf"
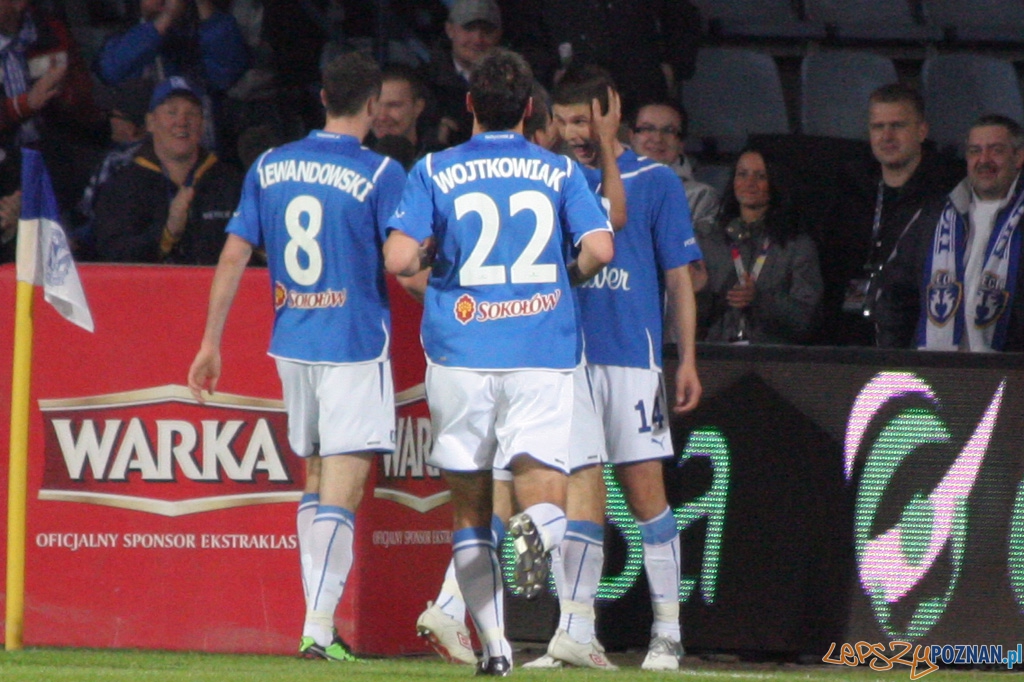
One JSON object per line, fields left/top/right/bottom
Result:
{"left": 976, "top": 271, "right": 1009, "bottom": 328}
{"left": 927, "top": 270, "right": 961, "bottom": 326}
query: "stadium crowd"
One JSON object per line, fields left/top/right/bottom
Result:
{"left": 2, "top": 0, "right": 1021, "bottom": 351}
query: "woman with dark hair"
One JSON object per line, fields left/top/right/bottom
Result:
{"left": 696, "top": 147, "right": 822, "bottom": 344}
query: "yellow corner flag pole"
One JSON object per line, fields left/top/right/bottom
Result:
{"left": 6, "top": 279, "right": 34, "bottom": 650}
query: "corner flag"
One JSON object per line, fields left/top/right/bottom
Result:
{"left": 14, "top": 148, "right": 93, "bottom": 332}
{"left": 7, "top": 148, "right": 94, "bottom": 651}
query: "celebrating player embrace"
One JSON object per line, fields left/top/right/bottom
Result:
{"left": 384, "top": 48, "right": 613, "bottom": 676}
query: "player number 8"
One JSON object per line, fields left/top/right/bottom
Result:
{"left": 284, "top": 195, "right": 323, "bottom": 285}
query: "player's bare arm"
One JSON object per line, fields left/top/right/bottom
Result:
{"left": 665, "top": 263, "right": 701, "bottom": 414}
{"left": 384, "top": 230, "right": 434, "bottom": 277}
{"left": 593, "top": 87, "right": 627, "bottom": 231}
{"left": 188, "top": 234, "right": 253, "bottom": 403}
{"left": 570, "top": 229, "right": 614, "bottom": 285}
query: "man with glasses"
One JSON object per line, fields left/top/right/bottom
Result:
{"left": 630, "top": 100, "right": 712, "bottom": 301}
{"left": 631, "top": 101, "right": 718, "bottom": 239}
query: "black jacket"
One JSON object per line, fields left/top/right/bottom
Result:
{"left": 93, "top": 140, "right": 241, "bottom": 265}
{"left": 819, "top": 147, "right": 961, "bottom": 347}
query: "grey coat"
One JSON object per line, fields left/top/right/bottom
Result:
{"left": 697, "top": 217, "right": 823, "bottom": 344}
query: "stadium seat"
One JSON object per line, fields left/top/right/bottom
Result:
{"left": 690, "top": 0, "right": 826, "bottom": 40}
{"left": 681, "top": 48, "right": 790, "bottom": 155}
{"left": 925, "top": 0, "right": 1024, "bottom": 43}
{"left": 922, "top": 53, "right": 1024, "bottom": 155}
{"left": 803, "top": 0, "right": 942, "bottom": 42}
{"left": 800, "top": 51, "right": 898, "bottom": 139}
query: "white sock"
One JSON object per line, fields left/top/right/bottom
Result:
{"left": 303, "top": 505, "right": 355, "bottom": 646}
{"left": 453, "top": 526, "right": 511, "bottom": 661}
{"left": 558, "top": 520, "right": 604, "bottom": 643}
{"left": 520, "top": 502, "right": 567, "bottom": 553}
{"left": 435, "top": 559, "right": 467, "bottom": 623}
{"left": 296, "top": 493, "right": 319, "bottom": 606}
{"left": 638, "top": 507, "right": 681, "bottom": 641}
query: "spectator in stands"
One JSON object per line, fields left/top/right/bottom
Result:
{"left": 71, "top": 80, "right": 152, "bottom": 260}
{"left": 370, "top": 64, "right": 431, "bottom": 162}
{"left": 97, "top": 0, "right": 248, "bottom": 93}
{"left": 697, "top": 147, "right": 822, "bottom": 344}
{"left": 820, "top": 83, "right": 960, "bottom": 347}
{"left": 93, "top": 77, "right": 242, "bottom": 265}
{"left": 630, "top": 101, "right": 719, "bottom": 239}
{"left": 0, "top": 0, "right": 100, "bottom": 134}
{"left": 96, "top": 0, "right": 249, "bottom": 149}
{"left": 0, "top": 0, "right": 104, "bottom": 216}
{"left": 540, "top": 0, "right": 701, "bottom": 114}
{"left": 900, "top": 114, "right": 1024, "bottom": 352}
{"left": 630, "top": 100, "right": 713, "bottom": 329}
{"left": 420, "top": 0, "right": 502, "bottom": 148}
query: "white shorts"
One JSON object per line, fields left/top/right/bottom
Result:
{"left": 276, "top": 358, "right": 396, "bottom": 457}
{"left": 567, "top": 363, "right": 607, "bottom": 471}
{"left": 425, "top": 364, "right": 573, "bottom": 473}
{"left": 589, "top": 364, "right": 674, "bottom": 465}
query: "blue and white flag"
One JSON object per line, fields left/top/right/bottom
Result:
{"left": 15, "top": 148, "right": 94, "bottom": 332}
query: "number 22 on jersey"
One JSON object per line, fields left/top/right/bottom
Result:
{"left": 455, "top": 190, "right": 557, "bottom": 286}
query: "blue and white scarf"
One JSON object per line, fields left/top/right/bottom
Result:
{"left": 0, "top": 11, "right": 39, "bottom": 144}
{"left": 918, "top": 178, "right": 1024, "bottom": 351}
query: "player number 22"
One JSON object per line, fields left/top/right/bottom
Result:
{"left": 456, "top": 190, "right": 557, "bottom": 286}
{"left": 284, "top": 195, "right": 323, "bottom": 285}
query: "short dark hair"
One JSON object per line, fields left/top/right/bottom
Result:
{"left": 971, "top": 113, "right": 1024, "bottom": 149}
{"left": 381, "top": 63, "right": 427, "bottom": 103}
{"left": 552, "top": 63, "right": 615, "bottom": 115}
{"left": 523, "top": 81, "right": 551, "bottom": 140}
{"left": 469, "top": 48, "right": 533, "bottom": 132}
{"left": 633, "top": 100, "right": 688, "bottom": 139}
{"left": 869, "top": 83, "right": 925, "bottom": 120}
{"left": 321, "top": 52, "right": 382, "bottom": 117}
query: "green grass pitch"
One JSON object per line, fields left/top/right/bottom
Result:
{"left": 0, "top": 648, "right": 1007, "bottom": 682}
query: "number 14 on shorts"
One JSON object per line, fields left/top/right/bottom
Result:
{"left": 635, "top": 396, "right": 665, "bottom": 433}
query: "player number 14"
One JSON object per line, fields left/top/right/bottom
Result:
{"left": 634, "top": 396, "right": 665, "bottom": 433}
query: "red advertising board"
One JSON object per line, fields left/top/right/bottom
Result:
{"left": 0, "top": 264, "right": 451, "bottom": 655}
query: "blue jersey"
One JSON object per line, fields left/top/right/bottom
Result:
{"left": 388, "top": 132, "right": 610, "bottom": 370}
{"left": 578, "top": 149, "right": 702, "bottom": 369}
{"left": 227, "top": 131, "right": 406, "bottom": 364}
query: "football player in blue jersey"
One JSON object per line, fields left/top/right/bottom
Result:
{"left": 384, "top": 49, "right": 614, "bottom": 677}
{"left": 542, "top": 64, "right": 703, "bottom": 672}
{"left": 187, "top": 52, "right": 406, "bottom": 663}
{"left": 412, "top": 80, "right": 626, "bottom": 670}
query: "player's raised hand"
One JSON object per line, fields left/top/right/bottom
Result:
{"left": 591, "top": 86, "right": 621, "bottom": 146}
{"left": 188, "top": 344, "right": 221, "bottom": 404}
{"left": 673, "top": 361, "right": 701, "bottom": 414}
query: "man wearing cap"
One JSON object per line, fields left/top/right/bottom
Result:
{"left": 93, "top": 76, "right": 242, "bottom": 265}
{"left": 420, "top": 0, "right": 503, "bottom": 148}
